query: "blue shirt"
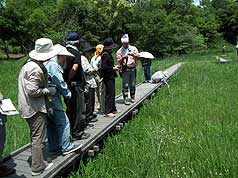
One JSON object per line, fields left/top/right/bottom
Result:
{"left": 44, "top": 57, "right": 71, "bottom": 111}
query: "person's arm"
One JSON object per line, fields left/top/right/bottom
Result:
{"left": 68, "top": 64, "right": 78, "bottom": 82}
{"left": 25, "top": 65, "right": 49, "bottom": 97}
{"left": 129, "top": 47, "right": 140, "bottom": 58}
{"left": 116, "top": 49, "right": 127, "bottom": 64}
{"left": 49, "top": 63, "right": 71, "bottom": 99}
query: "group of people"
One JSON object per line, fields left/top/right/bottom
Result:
{"left": 0, "top": 32, "right": 153, "bottom": 177}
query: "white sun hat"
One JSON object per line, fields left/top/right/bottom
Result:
{"left": 139, "top": 52, "right": 155, "bottom": 59}
{"left": 29, "top": 38, "right": 67, "bottom": 61}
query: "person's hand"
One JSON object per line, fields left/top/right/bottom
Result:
{"left": 42, "top": 88, "right": 50, "bottom": 95}
{"left": 128, "top": 52, "right": 136, "bottom": 57}
{"left": 123, "top": 55, "right": 128, "bottom": 60}
{"left": 91, "top": 69, "right": 97, "bottom": 74}
{"left": 48, "top": 87, "right": 57, "bottom": 96}
{"left": 113, "top": 65, "right": 120, "bottom": 71}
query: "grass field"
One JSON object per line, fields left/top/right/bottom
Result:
{"left": 69, "top": 52, "right": 238, "bottom": 178}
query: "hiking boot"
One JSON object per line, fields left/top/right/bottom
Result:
{"left": 0, "top": 165, "right": 15, "bottom": 177}
{"left": 63, "top": 144, "right": 82, "bottom": 156}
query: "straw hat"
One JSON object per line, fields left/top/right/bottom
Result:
{"left": 29, "top": 38, "right": 74, "bottom": 61}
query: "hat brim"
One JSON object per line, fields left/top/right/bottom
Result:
{"left": 104, "top": 43, "right": 118, "bottom": 50}
{"left": 29, "top": 45, "right": 62, "bottom": 62}
{"left": 56, "top": 44, "right": 74, "bottom": 57}
{"left": 29, "top": 44, "right": 74, "bottom": 61}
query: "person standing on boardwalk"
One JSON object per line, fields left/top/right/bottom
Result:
{"left": 81, "top": 42, "right": 98, "bottom": 123}
{"left": 99, "top": 38, "right": 119, "bottom": 118}
{"left": 141, "top": 57, "right": 152, "bottom": 83}
{"left": 0, "top": 92, "right": 16, "bottom": 177}
{"left": 64, "top": 32, "right": 90, "bottom": 140}
{"left": 44, "top": 45, "right": 82, "bottom": 156}
{"left": 91, "top": 44, "right": 105, "bottom": 113}
{"left": 116, "top": 34, "right": 139, "bottom": 105}
{"left": 18, "top": 38, "right": 56, "bottom": 176}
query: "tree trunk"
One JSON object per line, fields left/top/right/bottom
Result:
{"left": 3, "top": 42, "right": 9, "bottom": 60}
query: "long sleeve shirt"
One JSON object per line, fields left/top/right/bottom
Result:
{"left": 18, "top": 61, "right": 47, "bottom": 118}
{"left": 100, "top": 52, "right": 117, "bottom": 80}
{"left": 81, "top": 55, "right": 97, "bottom": 88}
{"left": 44, "top": 57, "right": 71, "bottom": 111}
{"left": 116, "top": 45, "right": 139, "bottom": 68}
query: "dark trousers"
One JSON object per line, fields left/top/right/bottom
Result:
{"left": 143, "top": 64, "right": 151, "bottom": 81}
{"left": 67, "top": 85, "right": 86, "bottom": 138}
{"left": 104, "top": 79, "right": 116, "bottom": 115}
{"left": 85, "top": 88, "right": 95, "bottom": 119}
{"left": 121, "top": 68, "right": 136, "bottom": 99}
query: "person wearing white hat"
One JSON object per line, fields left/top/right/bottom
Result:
{"left": 44, "top": 44, "right": 82, "bottom": 156}
{"left": 116, "top": 34, "right": 139, "bottom": 105}
{"left": 18, "top": 38, "right": 61, "bottom": 176}
{"left": 139, "top": 52, "right": 155, "bottom": 83}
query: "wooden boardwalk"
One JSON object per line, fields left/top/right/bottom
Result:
{"left": 3, "top": 63, "right": 181, "bottom": 178}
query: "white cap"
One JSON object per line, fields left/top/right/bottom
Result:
{"left": 121, "top": 34, "right": 129, "bottom": 43}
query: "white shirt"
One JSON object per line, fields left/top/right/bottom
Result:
{"left": 90, "top": 56, "right": 101, "bottom": 71}
{"left": 81, "top": 55, "right": 97, "bottom": 88}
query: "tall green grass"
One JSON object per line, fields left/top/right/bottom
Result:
{"left": 70, "top": 60, "right": 238, "bottom": 177}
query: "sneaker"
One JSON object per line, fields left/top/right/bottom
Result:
{"left": 104, "top": 113, "right": 116, "bottom": 118}
{"left": 0, "top": 165, "right": 15, "bottom": 177}
{"left": 32, "top": 163, "right": 53, "bottom": 176}
{"left": 131, "top": 98, "right": 135, "bottom": 103}
{"left": 124, "top": 99, "right": 130, "bottom": 105}
{"left": 63, "top": 144, "right": 82, "bottom": 156}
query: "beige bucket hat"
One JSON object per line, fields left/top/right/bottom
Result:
{"left": 29, "top": 38, "right": 74, "bottom": 61}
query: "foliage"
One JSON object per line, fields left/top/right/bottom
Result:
{"left": 0, "top": 0, "right": 238, "bottom": 56}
